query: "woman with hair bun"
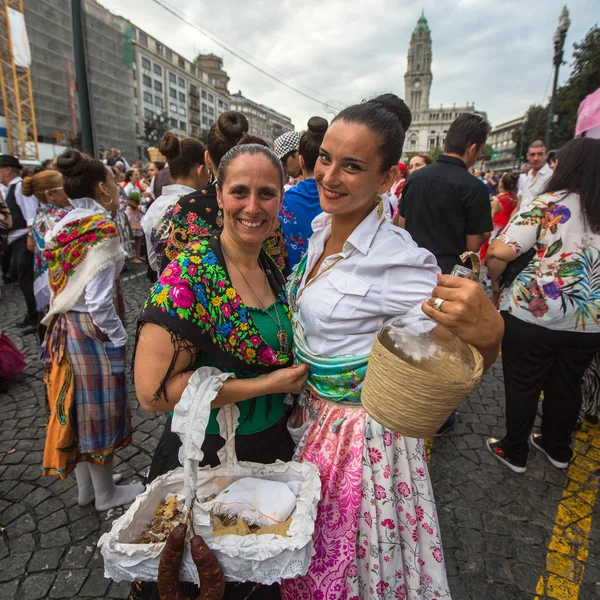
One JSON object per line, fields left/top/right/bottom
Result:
{"left": 22, "top": 169, "right": 71, "bottom": 319}
{"left": 161, "top": 111, "right": 289, "bottom": 275}
{"left": 281, "top": 94, "right": 502, "bottom": 599}
{"left": 142, "top": 131, "right": 208, "bottom": 273}
{"left": 40, "top": 149, "right": 144, "bottom": 511}
{"left": 279, "top": 116, "right": 327, "bottom": 269}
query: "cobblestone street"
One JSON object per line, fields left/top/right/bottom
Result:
{"left": 0, "top": 271, "right": 599, "bottom": 599}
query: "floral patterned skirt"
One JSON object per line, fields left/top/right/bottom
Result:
{"left": 281, "top": 394, "right": 451, "bottom": 600}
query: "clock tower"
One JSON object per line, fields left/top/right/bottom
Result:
{"left": 404, "top": 11, "right": 432, "bottom": 114}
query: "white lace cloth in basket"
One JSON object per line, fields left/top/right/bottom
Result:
{"left": 98, "top": 366, "right": 321, "bottom": 585}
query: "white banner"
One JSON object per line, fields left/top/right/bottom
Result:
{"left": 7, "top": 8, "right": 32, "bottom": 69}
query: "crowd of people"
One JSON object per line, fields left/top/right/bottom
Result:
{"left": 0, "top": 91, "right": 598, "bottom": 599}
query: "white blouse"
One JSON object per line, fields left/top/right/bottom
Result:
{"left": 297, "top": 203, "right": 440, "bottom": 357}
{"left": 49, "top": 198, "right": 127, "bottom": 347}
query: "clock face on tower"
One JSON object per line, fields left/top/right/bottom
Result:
{"left": 413, "top": 81, "right": 421, "bottom": 90}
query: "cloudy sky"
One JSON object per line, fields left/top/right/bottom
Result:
{"left": 98, "top": 0, "right": 599, "bottom": 130}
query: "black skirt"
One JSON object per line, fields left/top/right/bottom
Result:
{"left": 129, "top": 413, "right": 295, "bottom": 600}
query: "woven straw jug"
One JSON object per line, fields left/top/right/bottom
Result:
{"left": 147, "top": 146, "right": 166, "bottom": 163}
{"left": 362, "top": 315, "right": 483, "bottom": 438}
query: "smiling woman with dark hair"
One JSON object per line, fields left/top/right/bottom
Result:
{"left": 487, "top": 137, "right": 600, "bottom": 475}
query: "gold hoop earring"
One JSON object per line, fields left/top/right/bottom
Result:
{"left": 99, "top": 194, "right": 113, "bottom": 208}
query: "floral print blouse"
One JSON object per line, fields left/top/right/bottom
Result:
{"left": 498, "top": 191, "right": 600, "bottom": 332}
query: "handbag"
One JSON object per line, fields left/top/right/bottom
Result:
{"left": 500, "top": 247, "right": 536, "bottom": 287}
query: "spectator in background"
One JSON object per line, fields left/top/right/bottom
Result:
{"left": 516, "top": 140, "right": 552, "bottom": 212}
{"left": 274, "top": 130, "right": 302, "bottom": 187}
{"left": 123, "top": 168, "right": 140, "bottom": 197}
{"left": 485, "top": 170, "right": 499, "bottom": 196}
{"left": 486, "top": 138, "right": 600, "bottom": 473}
{"left": 279, "top": 116, "right": 328, "bottom": 269}
{"left": 0, "top": 154, "right": 39, "bottom": 333}
{"left": 396, "top": 113, "right": 493, "bottom": 274}
{"left": 106, "top": 147, "right": 129, "bottom": 169}
{"left": 408, "top": 153, "right": 432, "bottom": 174}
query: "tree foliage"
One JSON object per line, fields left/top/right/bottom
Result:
{"left": 518, "top": 26, "right": 600, "bottom": 160}
{"left": 143, "top": 112, "right": 169, "bottom": 147}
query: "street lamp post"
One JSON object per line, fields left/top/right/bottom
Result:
{"left": 545, "top": 6, "right": 571, "bottom": 150}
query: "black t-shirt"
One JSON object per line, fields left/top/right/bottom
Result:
{"left": 399, "top": 155, "right": 492, "bottom": 274}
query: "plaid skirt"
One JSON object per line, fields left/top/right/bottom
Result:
{"left": 41, "top": 311, "right": 132, "bottom": 478}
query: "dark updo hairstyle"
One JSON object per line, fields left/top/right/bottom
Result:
{"left": 543, "top": 137, "right": 600, "bottom": 233}
{"left": 207, "top": 110, "right": 249, "bottom": 169}
{"left": 158, "top": 131, "right": 205, "bottom": 179}
{"left": 299, "top": 116, "right": 328, "bottom": 173}
{"left": 500, "top": 172, "right": 519, "bottom": 193}
{"left": 217, "top": 144, "right": 285, "bottom": 189}
{"left": 236, "top": 133, "right": 269, "bottom": 147}
{"left": 56, "top": 149, "right": 109, "bottom": 200}
{"left": 333, "top": 93, "right": 412, "bottom": 171}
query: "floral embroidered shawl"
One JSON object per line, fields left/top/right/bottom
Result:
{"left": 138, "top": 232, "right": 294, "bottom": 401}
{"left": 41, "top": 213, "right": 124, "bottom": 324}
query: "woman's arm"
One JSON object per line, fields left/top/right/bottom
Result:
{"left": 490, "top": 196, "right": 502, "bottom": 217}
{"left": 135, "top": 323, "right": 308, "bottom": 412}
{"left": 486, "top": 240, "right": 519, "bottom": 280}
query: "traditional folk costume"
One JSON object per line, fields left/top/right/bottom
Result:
{"left": 281, "top": 203, "right": 451, "bottom": 600}
{"left": 142, "top": 183, "right": 195, "bottom": 274}
{"left": 40, "top": 198, "right": 132, "bottom": 478}
{"left": 32, "top": 203, "right": 71, "bottom": 311}
{"left": 130, "top": 233, "right": 295, "bottom": 599}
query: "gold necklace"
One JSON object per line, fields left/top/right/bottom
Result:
{"left": 221, "top": 244, "right": 289, "bottom": 353}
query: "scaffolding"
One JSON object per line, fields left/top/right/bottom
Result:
{"left": 0, "top": 0, "right": 39, "bottom": 160}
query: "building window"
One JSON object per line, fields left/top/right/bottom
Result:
{"left": 170, "top": 118, "right": 177, "bottom": 128}
{"left": 178, "top": 77, "right": 185, "bottom": 87}
{"left": 202, "top": 116, "right": 208, "bottom": 125}
{"left": 156, "top": 42, "right": 163, "bottom": 55}
{"left": 135, "top": 122, "right": 139, "bottom": 134}
{"left": 154, "top": 96, "right": 164, "bottom": 108}
{"left": 139, "top": 31, "right": 148, "bottom": 46}
{"left": 208, "top": 106, "right": 214, "bottom": 116}
{"left": 208, "top": 93, "right": 214, "bottom": 103}
{"left": 180, "top": 121, "right": 187, "bottom": 132}
{"left": 223, "top": 102, "right": 228, "bottom": 110}
{"left": 170, "top": 87, "right": 177, "bottom": 99}
{"left": 142, "top": 74, "right": 151, "bottom": 87}
{"left": 410, "top": 139, "right": 416, "bottom": 148}
{"left": 218, "top": 100, "right": 224, "bottom": 108}
{"left": 190, "top": 65, "right": 196, "bottom": 76}
{"left": 179, "top": 56, "right": 185, "bottom": 68}
{"left": 170, "top": 102, "right": 177, "bottom": 113}
{"left": 169, "top": 72, "right": 176, "bottom": 84}
{"left": 178, "top": 106, "right": 186, "bottom": 116}
{"left": 166, "top": 49, "right": 173, "bottom": 61}
{"left": 141, "top": 57, "right": 151, "bottom": 70}
{"left": 133, "top": 104, "right": 138, "bottom": 116}
{"left": 144, "top": 108, "right": 153, "bottom": 119}
{"left": 154, "top": 80, "right": 163, "bottom": 92}
{"left": 201, "top": 90, "right": 207, "bottom": 99}
{"left": 178, "top": 92, "right": 185, "bottom": 103}
{"left": 429, "top": 139, "right": 435, "bottom": 148}
{"left": 207, "top": 75, "right": 213, "bottom": 85}
{"left": 143, "top": 91, "right": 152, "bottom": 103}
{"left": 202, "top": 102, "right": 208, "bottom": 112}
{"left": 153, "top": 63, "right": 162, "bottom": 76}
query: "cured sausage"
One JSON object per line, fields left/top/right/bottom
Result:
{"left": 191, "top": 535, "right": 226, "bottom": 600}
{"left": 158, "top": 522, "right": 187, "bottom": 600}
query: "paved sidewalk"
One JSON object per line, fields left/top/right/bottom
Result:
{"left": 0, "top": 272, "right": 599, "bottom": 599}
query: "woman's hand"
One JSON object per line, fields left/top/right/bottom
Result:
{"left": 421, "top": 274, "right": 504, "bottom": 370}
{"left": 259, "top": 364, "right": 310, "bottom": 395}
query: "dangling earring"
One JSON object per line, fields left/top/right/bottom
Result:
{"left": 99, "top": 194, "right": 113, "bottom": 208}
{"left": 216, "top": 207, "right": 224, "bottom": 229}
{"left": 208, "top": 168, "right": 215, "bottom": 185}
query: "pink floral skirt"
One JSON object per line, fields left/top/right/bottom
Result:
{"left": 281, "top": 394, "right": 451, "bottom": 600}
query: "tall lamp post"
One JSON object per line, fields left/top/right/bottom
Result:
{"left": 545, "top": 6, "right": 571, "bottom": 149}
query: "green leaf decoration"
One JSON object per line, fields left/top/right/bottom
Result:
{"left": 546, "top": 239, "right": 563, "bottom": 258}
{"left": 558, "top": 260, "right": 584, "bottom": 278}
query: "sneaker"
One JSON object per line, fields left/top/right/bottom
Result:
{"left": 486, "top": 438, "right": 527, "bottom": 473}
{"left": 529, "top": 434, "right": 569, "bottom": 469}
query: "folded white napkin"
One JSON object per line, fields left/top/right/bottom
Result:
{"left": 205, "top": 477, "right": 297, "bottom": 528}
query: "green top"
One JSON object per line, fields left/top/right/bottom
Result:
{"left": 204, "top": 301, "right": 292, "bottom": 435}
